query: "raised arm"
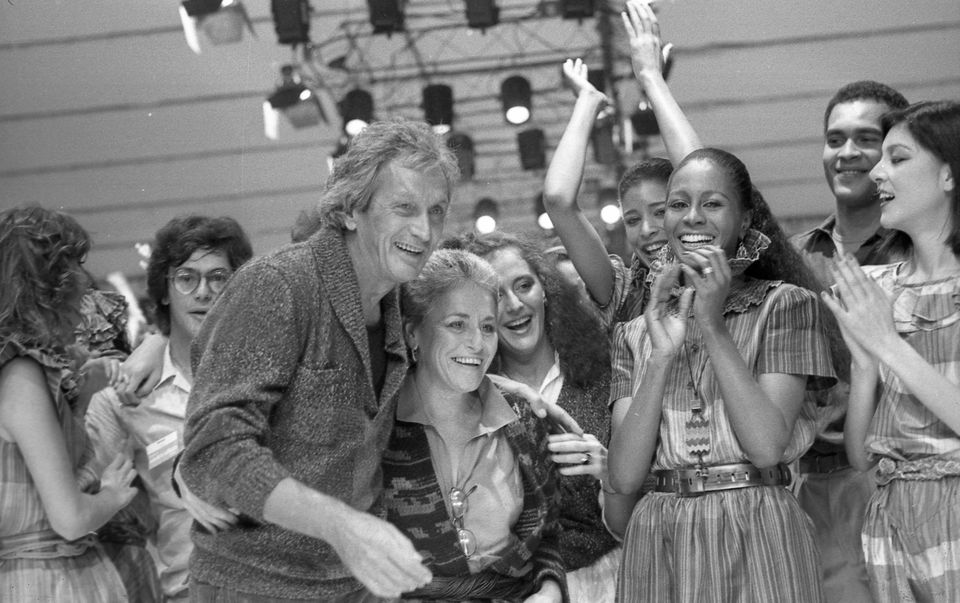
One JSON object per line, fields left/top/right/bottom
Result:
{"left": 622, "top": 0, "right": 701, "bottom": 164}
{"left": 542, "top": 58, "right": 618, "bottom": 307}
{"left": 0, "top": 358, "right": 137, "bottom": 540}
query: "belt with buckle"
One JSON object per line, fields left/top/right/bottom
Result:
{"left": 654, "top": 462, "right": 792, "bottom": 497}
{"left": 798, "top": 450, "right": 850, "bottom": 474}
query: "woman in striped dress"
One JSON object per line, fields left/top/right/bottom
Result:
{"left": 823, "top": 101, "right": 960, "bottom": 602}
{"left": 0, "top": 206, "right": 137, "bottom": 602}
{"left": 607, "top": 148, "right": 835, "bottom": 602}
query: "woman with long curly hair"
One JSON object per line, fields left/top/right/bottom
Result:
{"left": 608, "top": 148, "right": 836, "bottom": 601}
{"left": 448, "top": 231, "right": 623, "bottom": 602}
{"left": 0, "top": 206, "right": 137, "bottom": 601}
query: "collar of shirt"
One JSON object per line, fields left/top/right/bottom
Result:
{"left": 538, "top": 352, "right": 564, "bottom": 407}
{"left": 397, "top": 375, "right": 518, "bottom": 437}
{"left": 156, "top": 344, "right": 191, "bottom": 394}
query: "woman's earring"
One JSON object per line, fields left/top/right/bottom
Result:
{"left": 736, "top": 238, "right": 748, "bottom": 260}
{"left": 410, "top": 346, "right": 419, "bottom": 364}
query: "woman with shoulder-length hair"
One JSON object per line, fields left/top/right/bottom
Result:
{"left": 382, "top": 248, "right": 567, "bottom": 602}
{"left": 448, "top": 231, "right": 623, "bottom": 602}
{"left": 823, "top": 100, "right": 960, "bottom": 602}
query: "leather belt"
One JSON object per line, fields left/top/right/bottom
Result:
{"left": 798, "top": 450, "right": 850, "bottom": 474}
{"left": 654, "top": 462, "right": 791, "bottom": 497}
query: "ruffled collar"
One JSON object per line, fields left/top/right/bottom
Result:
{"left": 644, "top": 229, "right": 778, "bottom": 315}
{"left": 0, "top": 337, "right": 80, "bottom": 405}
{"left": 646, "top": 228, "right": 771, "bottom": 283}
{"left": 863, "top": 262, "right": 960, "bottom": 333}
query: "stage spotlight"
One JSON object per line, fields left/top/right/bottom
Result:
{"left": 339, "top": 88, "right": 374, "bottom": 137}
{"left": 367, "top": 0, "right": 404, "bottom": 35}
{"left": 179, "top": 0, "right": 253, "bottom": 54}
{"left": 423, "top": 84, "right": 454, "bottom": 134}
{"left": 447, "top": 132, "right": 475, "bottom": 181}
{"left": 262, "top": 65, "right": 326, "bottom": 139}
{"left": 560, "top": 0, "right": 594, "bottom": 20}
{"left": 501, "top": 76, "right": 532, "bottom": 125}
{"left": 473, "top": 198, "right": 499, "bottom": 234}
{"left": 270, "top": 0, "right": 310, "bottom": 46}
{"left": 517, "top": 129, "right": 546, "bottom": 171}
{"left": 534, "top": 193, "right": 554, "bottom": 231}
{"left": 598, "top": 187, "right": 621, "bottom": 226}
{"left": 465, "top": 0, "right": 499, "bottom": 30}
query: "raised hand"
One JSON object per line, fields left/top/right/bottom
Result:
{"left": 821, "top": 254, "right": 895, "bottom": 362}
{"left": 678, "top": 245, "right": 731, "bottom": 329}
{"left": 644, "top": 264, "right": 693, "bottom": 358}
{"left": 562, "top": 57, "right": 604, "bottom": 102}
{"left": 621, "top": 0, "right": 671, "bottom": 83}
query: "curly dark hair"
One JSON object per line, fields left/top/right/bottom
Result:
{"left": 823, "top": 80, "right": 908, "bottom": 131}
{"left": 0, "top": 206, "right": 91, "bottom": 351}
{"left": 671, "top": 148, "right": 851, "bottom": 379}
{"left": 444, "top": 231, "right": 609, "bottom": 388}
{"left": 146, "top": 215, "right": 253, "bottom": 336}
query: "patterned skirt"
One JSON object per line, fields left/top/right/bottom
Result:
{"left": 617, "top": 486, "right": 823, "bottom": 602}
{"left": 862, "top": 475, "right": 960, "bottom": 602}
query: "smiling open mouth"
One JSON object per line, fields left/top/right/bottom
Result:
{"left": 453, "top": 356, "right": 483, "bottom": 366}
{"left": 678, "top": 234, "right": 715, "bottom": 248}
{"left": 504, "top": 316, "right": 531, "bottom": 331}
{"left": 395, "top": 241, "right": 424, "bottom": 255}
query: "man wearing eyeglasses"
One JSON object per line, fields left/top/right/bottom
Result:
{"left": 86, "top": 214, "right": 252, "bottom": 601}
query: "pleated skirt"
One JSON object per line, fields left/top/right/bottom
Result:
{"left": 616, "top": 486, "right": 823, "bottom": 603}
{"left": 862, "top": 475, "right": 960, "bottom": 603}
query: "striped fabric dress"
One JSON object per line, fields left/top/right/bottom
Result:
{"left": 611, "top": 279, "right": 835, "bottom": 602}
{"left": 0, "top": 341, "right": 127, "bottom": 602}
{"left": 859, "top": 263, "right": 960, "bottom": 603}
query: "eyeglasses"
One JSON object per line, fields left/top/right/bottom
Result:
{"left": 449, "top": 485, "right": 478, "bottom": 558}
{"left": 169, "top": 267, "right": 233, "bottom": 296}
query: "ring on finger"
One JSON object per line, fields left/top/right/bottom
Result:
{"left": 581, "top": 452, "right": 591, "bottom": 465}
{"left": 701, "top": 266, "right": 714, "bottom": 276}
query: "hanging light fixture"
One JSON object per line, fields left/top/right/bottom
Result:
{"left": 533, "top": 193, "right": 553, "bottom": 231}
{"left": 179, "top": 0, "right": 254, "bottom": 54}
{"left": 598, "top": 187, "right": 621, "bottom": 226}
{"left": 473, "top": 198, "right": 499, "bottom": 234}
{"left": 367, "top": 0, "right": 404, "bottom": 35}
{"left": 517, "top": 128, "right": 546, "bottom": 171}
{"left": 339, "top": 89, "right": 375, "bottom": 137}
{"left": 422, "top": 84, "right": 454, "bottom": 135}
{"left": 465, "top": 0, "right": 499, "bottom": 30}
{"left": 501, "top": 76, "right": 532, "bottom": 125}
{"left": 270, "top": 0, "right": 311, "bottom": 46}
{"left": 262, "top": 65, "right": 326, "bottom": 139}
{"left": 447, "top": 132, "right": 475, "bottom": 181}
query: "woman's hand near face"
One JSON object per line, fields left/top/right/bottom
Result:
{"left": 821, "top": 254, "right": 898, "bottom": 359}
{"left": 644, "top": 264, "right": 693, "bottom": 358}
{"left": 547, "top": 432, "right": 607, "bottom": 481}
{"left": 678, "top": 245, "right": 731, "bottom": 329}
